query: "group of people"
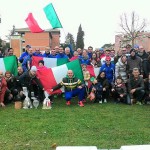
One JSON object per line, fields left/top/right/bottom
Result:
{"left": 0, "top": 44, "right": 150, "bottom": 107}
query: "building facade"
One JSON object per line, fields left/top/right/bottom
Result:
{"left": 115, "top": 32, "right": 150, "bottom": 52}
{"left": 10, "top": 28, "right": 60, "bottom": 57}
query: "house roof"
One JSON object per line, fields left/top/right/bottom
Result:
{"left": 15, "top": 27, "right": 60, "bottom": 34}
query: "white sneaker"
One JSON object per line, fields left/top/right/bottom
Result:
{"left": 104, "top": 99, "right": 107, "bottom": 103}
{"left": 99, "top": 100, "right": 102, "bottom": 104}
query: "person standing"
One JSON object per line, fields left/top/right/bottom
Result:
{"left": 127, "top": 48, "right": 143, "bottom": 76}
{"left": 19, "top": 45, "right": 31, "bottom": 63}
{"left": 22, "top": 47, "right": 33, "bottom": 72}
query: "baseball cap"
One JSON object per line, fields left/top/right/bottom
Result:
{"left": 105, "top": 56, "right": 111, "bottom": 61}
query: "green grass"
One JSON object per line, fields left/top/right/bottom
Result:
{"left": 0, "top": 97, "right": 149, "bottom": 150}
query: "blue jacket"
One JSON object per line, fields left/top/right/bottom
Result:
{"left": 49, "top": 54, "right": 57, "bottom": 58}
{"left": 19, "top": 51, "right": 29, "bottom": 63}
{"left": 42, "top": 52, "right": 51, "bottom": 58}
{"left": 22, "top": 55, "right": 32, "bottom": 72}
{"left": 56, "top": 53, "right": 68, "bottom": 59}
{"left": 33, "top": 52, "right": 43, "bottom": 57}
{"left": 100, "top": 63, "right": 115, "bottom": 84}
{"left": 79, "top": 56, "right": 90, "bottom": 65}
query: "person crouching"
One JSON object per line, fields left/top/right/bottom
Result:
{"left": 50, "top": 70, "right": 85, "bottom": 107}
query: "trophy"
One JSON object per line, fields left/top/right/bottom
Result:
{"left": 42, "top": 91, "right": 52, "bottom": 109}
{"left": 22, "top": 87, "right": 32, "bottom": 109}
{"left": 33, "top": 98, "right": 39, "bottom": 109}
{"left": 30, "top": 91, "right": 39, "bottom": 109}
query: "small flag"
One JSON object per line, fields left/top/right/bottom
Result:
{"left": 0, "top": 56, "right": 18, "bottom": 76}
{"left": 25, "top": 13, "right": 44, "bottom": 33}
{"left": 32, "top": 56, "right": 69, "bottom": 68}
{"left": 43, "top": 3, "right": 62, "bottom": 28}
{"left": 86, "top": 65, "right": 100, "bottom": 77}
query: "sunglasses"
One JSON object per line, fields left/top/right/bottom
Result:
{"left": 106, "top": 60, "right": 111, "bottom": 61}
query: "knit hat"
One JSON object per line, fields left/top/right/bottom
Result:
{"left": 99, "top": 48, "right": 104, "bottom": 51}
{"left": 134, "top": 44, "right": 139, "bottom": 49}
{"left": 130, "top": 48, "right": 136, "bottom": 54}
{"left": 30, "top": 66, "right": 37, "bottom": 72}
{"left": 38, "top": 60, "right": 44, "bottom": 65}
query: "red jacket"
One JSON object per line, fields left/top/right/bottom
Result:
{"left": 0, "top": 77, "right": 8, "bottom": 103}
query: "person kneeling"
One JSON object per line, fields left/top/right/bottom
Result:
{"left": 50, "top": 70, "right": 85, "bottom": 107}
{"left": 111, "top": 76, "right": 127, "bottom": 103}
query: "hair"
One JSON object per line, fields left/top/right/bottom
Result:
{"left": 116, "top": 75, "right": 123, "bottom": 80}
{"left": 97, "top": 71, "right": 106, "bottom": 81}
{"left": 5, "top": 71, "right": 12, "bottom": 76}
{"left": 7, "top": 48, "right": 13, "bottom": 52}
{"left": 105, "top": 49, "right": 110, "bottom": 52}
{"left": 88, "top": 46, "right": 93, "bottom": 50}
{"left": 121, "top": 54, "right": 127, "bottom": 58}
{"left": 59, "top": 46, "right": 64, "bottom": 50}
{"left": 132, "top": 68, "right": 139, "bottom": 72}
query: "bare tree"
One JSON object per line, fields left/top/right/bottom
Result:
{"left": 119, "top": 11, "right": 146, "bottom": 47}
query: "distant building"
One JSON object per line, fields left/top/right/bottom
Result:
{"left": 115, "top": 31, "right": 150, "bottom": 52}
{"left": 10, "top": 28, "right": 60, "bottom": 57}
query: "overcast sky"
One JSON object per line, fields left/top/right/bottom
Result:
{"left": 0, "top": 0, "right": 150, "bottom": 49}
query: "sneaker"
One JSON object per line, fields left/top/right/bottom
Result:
{"left": 136, "top": 101, "right": 142, "bottom": 105}
{"left": 66, "top": 101, "right": 71, "bottom": 106}
{"left": 131, "top": 99, "right": 134, "bottom": 105}
{"left": 99, "top": 100, "right": 102, "bottom": 104}
{"left": 104, "top": 99, "right": 107, "bottom": 103}
{"left": 78, "top": 101, "right": 84, "bottom": 107}
{"left": 0, "top": 102, "right": 5, "bottom": 107}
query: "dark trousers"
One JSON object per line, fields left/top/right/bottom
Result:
{"left": 130, "top": 90, "right": 145, "bottom": 102}
{"left": 112, "top": 90, "right": 127, "bottom": 103}
{"left": 94, "top": 90, "right": 109, "bottom": 102}
{"left": 28, "top": 84, "right": 44, "bottom": 102}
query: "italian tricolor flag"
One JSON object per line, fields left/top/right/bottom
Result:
{"left": 0, "top": 56, "right": 18, "bottom": 76}
{"left": 32, "top": 56, "right": 69, "bottom": 68}
{"left": 86, "top": 65, "right": 100, "bottom": 78}
{"left": 37, "top": 59, "right": 84, "bottom": 94}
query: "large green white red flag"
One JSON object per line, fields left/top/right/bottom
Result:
{"left": 36, "top": 59, "right": 83, "bottom": 94}
{"left": 0, "top": 56, "right": 18, "bottom": 76}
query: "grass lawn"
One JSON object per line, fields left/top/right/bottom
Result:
{"left": 0, "top": 97, "right": 149, "bottom": 150}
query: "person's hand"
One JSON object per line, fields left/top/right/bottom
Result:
{"left": 20, "top": 91, "right": 24, "bottom": 96}
{"left": 111, "top": 88, "right": 115, "bottom": 92}
{"left": 103, "top": 88, "right": 106, "bottom": 91}
{"left": 120, "top": 94, "right": 123, "bottom": 97}
{"left": 130, "top": 89, "right": 136, "bottom": 94}
{"left": 78, "top": 86, "right": 82, "bottom": 89}
{"left": 50, "top": 89, "right": 53, "bottom": 92}
{"left": 140, "top": 74, "right": 143, "bottom": 78}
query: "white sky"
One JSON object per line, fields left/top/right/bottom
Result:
{"left": 0, "top": 0, "right": 150, "bottom": 49}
